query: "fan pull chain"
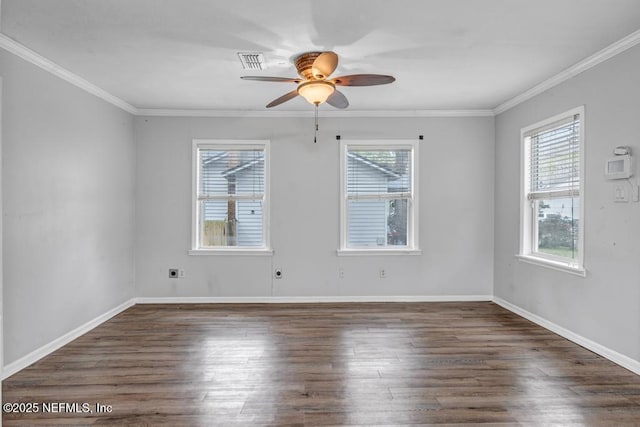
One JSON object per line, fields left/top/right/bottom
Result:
{"left": 314, "top": 103, "right": 319, "bottom": 143}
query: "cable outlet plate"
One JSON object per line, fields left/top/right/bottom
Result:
{"left": 169, "top": 269, "right": 185, "bottom": 278}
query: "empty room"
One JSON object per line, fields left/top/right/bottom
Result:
{"left": 1, "top": 0, "right": 640, "bottom": 425}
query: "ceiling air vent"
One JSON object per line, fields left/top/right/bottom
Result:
{"left": 237, "top": 52, "right": 265, "bottom": 70}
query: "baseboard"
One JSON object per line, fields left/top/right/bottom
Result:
{"left": 2, "top": 298, "right": 136, "bottom": 380}
{"left": 492, "top": 296, "right": 640, "bottom": 376}
{"left": 134, "top": 295, "right": 493, "bottom": 304}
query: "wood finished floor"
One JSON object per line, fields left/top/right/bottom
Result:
{"left": 3, "top": 302, "right": 640, "bottom": 426}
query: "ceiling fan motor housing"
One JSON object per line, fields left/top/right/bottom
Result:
{"left": 294, "top": 52, "right": 323, "bottom": 79}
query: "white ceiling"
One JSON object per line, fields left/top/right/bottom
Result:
{"left": 2, "top": 0, "right": 640, "bottom": 113}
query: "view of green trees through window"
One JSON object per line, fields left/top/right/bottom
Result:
{"left": 536, "top": 197, "right": 579, "bottom": 260}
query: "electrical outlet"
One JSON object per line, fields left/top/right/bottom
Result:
{"left": 379, "top": 269, "right": 387, "bottom": 279}
{"left": 274, "top": 268, "right": 283, "bottom": 279}
{"left": 168, "top": 269, "right": 179, "bottom": 279}
{"left": 179, "top": 269, "right": 185, "bottom": 278}
{"left": 339, "top": 268, "right": 344, "bottom": 279}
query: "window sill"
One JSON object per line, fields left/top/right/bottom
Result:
{"left": 337, "top": 248, "right": 422, "bottom": 257}
{"left": 189, "top": 248, "right": 273, "bottom": 256}
{"left": 516, "top": 254, "right": 586, "bottom": 277}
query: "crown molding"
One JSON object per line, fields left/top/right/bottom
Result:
{"left": 0, "top": 33, "right": 493, "bottom": 118}
{"left": 0, "top": 34, "right": 491, "bottom": 119}
{"left": 0, "top": 33, "right": 138, "bottom": 114}
{"left": 136, "top": 108, "right": 315, "bottom": 118}
{"left": 136, "top": 108, "right": 495, "bottom": 118}
{"left": 3, "top": 26, "right": 639, "bottom": 118}
{"left": 494, "top": 28, "right": 640, "bottom": 115}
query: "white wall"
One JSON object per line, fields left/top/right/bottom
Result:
{"left": 135, "top": 116, "right": 495, "bottom": 299}
{"left": 1, "top": 49, "right": 136, "bottom": 365}
{"left": 0, "top": 75, "right": 4, "bottom": 402}
{"left": 494, "top": 45, "right": 640, "bottom": 362}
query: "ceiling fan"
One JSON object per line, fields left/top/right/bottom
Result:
{"left": 240, "top": 51, "right": 395, "bottom": 109}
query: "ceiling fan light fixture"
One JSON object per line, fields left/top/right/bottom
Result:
{"left": 297, "top": 80, "right": 335, "bottom": 105}
{"left": 241, "top": 50, "right": 395, "bottom": 109}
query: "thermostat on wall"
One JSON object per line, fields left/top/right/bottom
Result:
{"left": 605, "top": 154, "right": 632, "bottom": 179}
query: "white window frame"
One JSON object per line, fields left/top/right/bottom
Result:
{"left": 518, "top": 106, "right": 585, "bottom": 276}
{"left": 190, "top": 139, "right": 272, "bottom": 256}
{"left": 338, "top": 139, "right": 420, "bottom": 256}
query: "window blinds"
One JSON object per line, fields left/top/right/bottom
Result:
{"left": 527, "top": 114, "right": 580, "bottom": 199}
{"left": 347, "top": 149, "right": 411, "bottom": 198}
{"left": 198, "top": 148, "right": 265, "bottom": 247}
{"left": 199, "top": 149, "right": 264, "bottom": 198}
{"left": 345, "top": 148, "right": 412, "bottom": 247}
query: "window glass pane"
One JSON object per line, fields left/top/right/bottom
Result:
{"left": 236, "top": 201, "right": 264, "bottom": 247}
{"left": 536, "top": 197, "right": 579, "bottom": 260}
{"left": 194, "top": 142, "right": 268, "bottom": 251}
{"left": 347, "top": 149, "right": 411, "bottom": 196}
{"left": 200, "top": 200, "right": 232, "bottom": 247}
{"left": 348, "top": 199, "right": 408, "bottom": 247}
{"left": 200, "top": 149, "right": 264, "bottom": 196}
{"left": 200, "top": 200, "right": 263, "bottom": 247}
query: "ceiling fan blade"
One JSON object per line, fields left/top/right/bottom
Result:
{"left": 311, "top": 51, "right": 338, "bottom": 79}
{"left": 326, "top": 90, "right": 349, "bottom": 109}
{"left": 332, "top": 74, "right": 396, "bottom": 86}
{"left": 266, "top": 90, "right": 299, "bottom": 108}
{"left": 241, "top": 76, "right": 301, "bottom": 83}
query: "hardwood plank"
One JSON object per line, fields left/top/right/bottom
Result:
{"left": 3, "top": 302, "right": 640, "bottom": 425}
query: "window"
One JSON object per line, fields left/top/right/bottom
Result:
{"left": 191, "top": 140, "right": 270, "bottom": 254}
{"left": 520, "top": 107, "right": 584, "bottom": 274}
{"left": 339, "top": 140, "right": 419, "bottom": 254}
